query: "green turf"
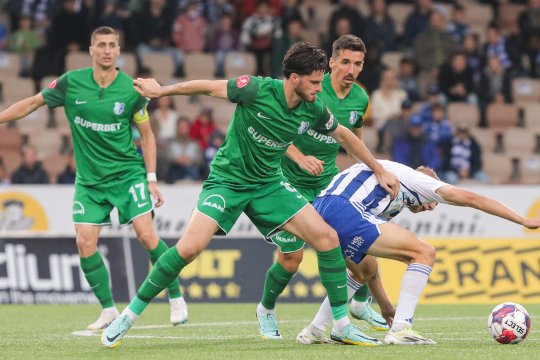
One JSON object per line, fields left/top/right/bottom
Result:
{"left": 0, "top": 303, "right": 537, "bottom": 359}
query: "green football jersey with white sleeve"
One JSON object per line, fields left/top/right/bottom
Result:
{"left": 282, "top": 73, "right": 368, "bottom": 189}
{"left": 42, "top": 68, "right": 148, "bottom": 185}
{"left": 210, "top": 75, "right": 338, "bottom": 185}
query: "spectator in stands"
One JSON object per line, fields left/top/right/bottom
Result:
{"left": 9, "top": 16, "right": 42, "bottom": 77}
{"left": 463, "top": 33, "right": 483, "bottom": 83}
{"left": 205, "top": 0, "right": 236, "bottom": 33}
{"left": 478, "top": 55, "right": 513, "bottom": 105}
{"left": 447, "top": 3, "right": 469, "bottom": 44}
{"left": 57, "top": 152, "right": 76, "bottom": 184}
{"left": 483, "top": 23, "right": 522, "bottom": 75}
{"left": 403, "top": 0, "right": 433, "bottom": 47}
{"left": 413, "top": 7, "right": 459, "bottom": 79}
{"left": 209, "top": 13, "right": 240, "bottom": 78}
{"left": 49, "top": 0, "right": 89, "bottom": 54}
{"left": 152, "top": 96, "right": 179, "bottom": 142}
{"left": 381, "top": 98, "right": 414, "bottom": 156}
{"left": 280, "top": 0, "right": 304, "bottom": 31}
{"left": 419, "top": 85, "right": 444, "bottom": 123}
{"left": 392, "top": 114, "right": 441, "bottom": 171}
{"left": 240, "top": 0, "right": 282, "bottom": 76}
{"left": 519, "top": 0, "right": 540, "bottom": 78}
{"left": 442, "top": 123, "right": 489, "bottom": 184}
{"left": 133, "top": 0, "right": 178, "bottom": 76}
{"left": 11, "top": 145, "right": 49, "bottom": 184}
{"left": 96, "top": 2, "right": 125, "bottom": 33}
{"left": 166, "top": 116, "right": 202, "bottom": 182}
{"left": 423, "top": 102, "right": 453, "bottom": 147}
{"left": 172, "top": 0, "right": 208, "bottom": 79}
{"left": 0, "top": 20, "right": 8, "bottom": 53}
{"left": 398, "top": 57, "right": 420, "bottom": 101}
{"left": 202, "top": 129, "right": 225, "bottom": 178}
{"left": 190, "top": 106, "right": 216, "bottom": 150}
{"left": 438, "top": 50, "right": 477, "bottom": 104}
{"left": 271, "top": 18, "right": 304, "bottom": 78}
{"left": 370, "top": 69, "right": 408, "bottom": 152}
{"left": 0, "top": 158, "right": 11, "bottom": 186}
{"left": 325, "top": 17, "right": 352, "bottom": 62}
{"left": 329, "top": 0, "right": 366, "bottom": 42}
{"left": 363, "top": 0, "right": 396, "bottom": 53}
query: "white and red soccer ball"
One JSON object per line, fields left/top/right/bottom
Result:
{"left": 488, "top": 302, "right": 531, "bottom": 344}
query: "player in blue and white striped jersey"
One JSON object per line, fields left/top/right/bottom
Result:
{"left": 299, "top": 160, "right": 540, "bottom": 345}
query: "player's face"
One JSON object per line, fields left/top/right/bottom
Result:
{"left": 409, "top": 201, "right": 438, "bottom": 213}
{"left": 293, "top": 70, "right": 324, "bottom": 102}
{"left": 90, "top": 34, "right": 120, "bottom": 69}
{"left": 329, "top": 49, "right": 365, "bottom": 88}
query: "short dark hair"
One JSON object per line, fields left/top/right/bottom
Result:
{"left": 282, "top": 41, "right": 327, "bottom": 79}
{"left": 91, "top": 26, "right": 119, "bottom": 44}
{"left": 332, "top": 34, "right": 366, "bottom": 58}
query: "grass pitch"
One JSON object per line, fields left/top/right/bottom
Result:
{"left": 0, "top": 303, "right": 538, "bottom": 359}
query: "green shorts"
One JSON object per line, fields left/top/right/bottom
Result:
{"left": 197, "top": 174, "right": 309, "bottom": 238}
{"left": 269, "top": 185, "right": 324, "bottom": 253}
{"left": 72, "top": 172, "right": 153, "bottom": 225}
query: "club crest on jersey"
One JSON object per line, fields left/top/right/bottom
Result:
{"left": 325, "top": 115, "right": 335, "bottom": 130}
{"left": 349, "top": 111, "right": 359, "bottom": 124}
{"left": 236, "top": 75, "right": 250, "bottom": 88}
{"left": 298, "top": 121, "right": 309, "bottom": 134}
{"left": 113, "top": 102, "right": 125, "bottom": 115}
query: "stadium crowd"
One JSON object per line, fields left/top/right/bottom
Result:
{"left": 0, "top": 0, "right": 540, "bottom": 185}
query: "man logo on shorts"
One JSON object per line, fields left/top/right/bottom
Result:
{"left": 202, "top": 195, "right": 226, "bottom": 213}
{"left": 73, "top": 201, "right": 85, "bottom": 215}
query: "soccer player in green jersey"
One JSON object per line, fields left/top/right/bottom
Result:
{"left": 102, "top": 41, "right": 399, "bottom": 349}
{"left": 0, "top": 27, "right": 187, "bottom": 329}
{"left": 257, "top": 35, "right": 395, "bottom": 345}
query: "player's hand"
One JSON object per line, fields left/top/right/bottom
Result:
{"left": 133, "top": 78, "right": 163, "bottom": 98}
{"left": 380, "top": 305, "right": 396, "bottom": 328}
{"left": 298, "top": 156, "right": 324, "bottom": 176}
{"left": 523, "top": 218, "right": 540, "bottom": 229}
{"left": 376, "top": 169, "right": 400, "bottom": 199}
{"left": 148, "top": 181, "right": 165, "bottom": 207}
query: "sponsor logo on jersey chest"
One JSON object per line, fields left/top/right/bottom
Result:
{"left": 306, "top": 129, "right": 337, "bottom": 144}
{"left": 247, "top": 126, "right": 290, "bottom": 148}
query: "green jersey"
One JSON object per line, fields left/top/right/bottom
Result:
{"left": 42, "top": 68, "right": 148, "bottom": 185}
{"left": 210, "top": 76, "right": 338, "bottom": 184}
{"left": 282, "top": 73, "right": 368, "bottom": 188}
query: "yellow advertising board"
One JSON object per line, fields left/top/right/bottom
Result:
{"left": 379, "top": 239, "right": 540, "bottom": 304}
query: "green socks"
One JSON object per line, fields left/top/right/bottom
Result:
{"left": 80, "top": 252, "right": 114, "bottom": 308}
{"left": 317, "top": 247, "right": 348, "bottom": 321}
{"left": 148, "top": 239, "right": 182, "bottom": 299}
{"left": 261, "top": 261, "right": 294, "bottom": 310}
{"left": 130, "top": 247, "right": 188, "bottom": 315}
{"left": 352, "top": 283, "right": 369, "bottom": 302}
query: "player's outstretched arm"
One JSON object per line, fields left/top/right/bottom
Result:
{"left": 0, "top": 93, "right": 45, "bottom": 124}
{"left": 331, "top": 124, "right": 400, "bottom": 198}
{"left": 437, "top": 185, "right": 540, "bottom": 229}
{"left": 285, "top": 144, "right": 324, "bottom": 176}
{"left": 133, "top": 78, "right": 228, "bottom": 100}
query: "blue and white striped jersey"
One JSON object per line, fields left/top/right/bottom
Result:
{"left": 318, "top": 160, "right": 449, "bottom": 220}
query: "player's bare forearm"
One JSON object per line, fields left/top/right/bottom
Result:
{"left": 0, "top": 93, "right": 45, "bottom": 124}
{"left": 367, "top": 270, "right": 395, "bottom": 325}
{"left": 163, "top": 80, "right": 228, "bottom": 99}
{"left": 285, "top": 144, "right": 304, "bottom": 162}
{"left": 285, "top": 144, "right": 324, "bottom": 176}
{"left": 332, "top": 125, "right": 381, "bottom": 172}
{"left": 139, "top": 132, "right": 157, "bottom": 174}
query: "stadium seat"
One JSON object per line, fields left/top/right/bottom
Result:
{"left": 381, "top": 52, "right": 403, "bottom": 71}
{"left": 520, "top": 155, "right": 540, "bottom": 184}
{"left": 198, "top": 95, "right": 236, "bottom": 129}
{"left": 360, "top": 126, "right": 377, "bottom": 153}
{"left": 482, "top": 153, "right": 513, "bottom": 183}
{"left": 447, "top": 102, "right": 480, "bottom": 128}
{"left": 3, "top": 77, "right": 35, "bottom": 104}
{"left": 512, "top": 78, "right": 540, "bottom": 104}
{"left": 116, "top": 53, "right": 137, "bottom": 77}
{"left": 504, "top": 128, "right": 535, "bottom": 156}
{"left": 464, "top": 3, "right": 492, "bottom": 32}
{"left": 469, "top": 127, "right": 498, "bottom": 154}
{"left": 66, "top": 52, "right": 92, "bottom": 71}
{"left": 185, "top": 53, "right": 216, "bottom": 80}
{"left": 497, "top": 3, "right": 525, "bottom": 34}
{"left": 300, "top": 0, "right": 335, "bottom": 38}
{"left": 28, "top": 129, "right": 63, "bottom": 156}
{"left": 388, "top": 3, "right": 414, "bottom": 35}
{"left": 0, "top": 53, "right": 21, "bottom": 79}
{"left": 42, "top": 153, "right": 69, "bottom": 183}
{"left": 0, "top": 127, "right": 23, "bottom": 151}
{"left": 523, "top": 103, "right": 540, "bottom": 129}
{"left": 142, "top": 52, "right": 175, "bottom": 81}
{"left": 225, "top": 52, "right": 256, "bottom": 78}
{"left": 0, "top": 149, "right": 22, "bottom": 177}
{"left": 487, "top": 103, "right": 519, "bottom": 129}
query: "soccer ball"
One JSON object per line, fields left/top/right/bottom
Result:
{"left": 487, "top": 302, "right": 531, "bottom": 344}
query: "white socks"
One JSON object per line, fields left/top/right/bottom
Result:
{"left": 257, "top": 302, "right": 275, "bottom": 315}
{"left": 391, "top": 263, "right": 432, "bottom": 331}
{"left": 310, "top": 273, "right": 362, "bottom": 333}
{"left": 122, "top": 307, "right": 139, "bottom": 323}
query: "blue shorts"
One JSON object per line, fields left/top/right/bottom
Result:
{"left": 313, "top": 195, "right": 385, "bottom": 264}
